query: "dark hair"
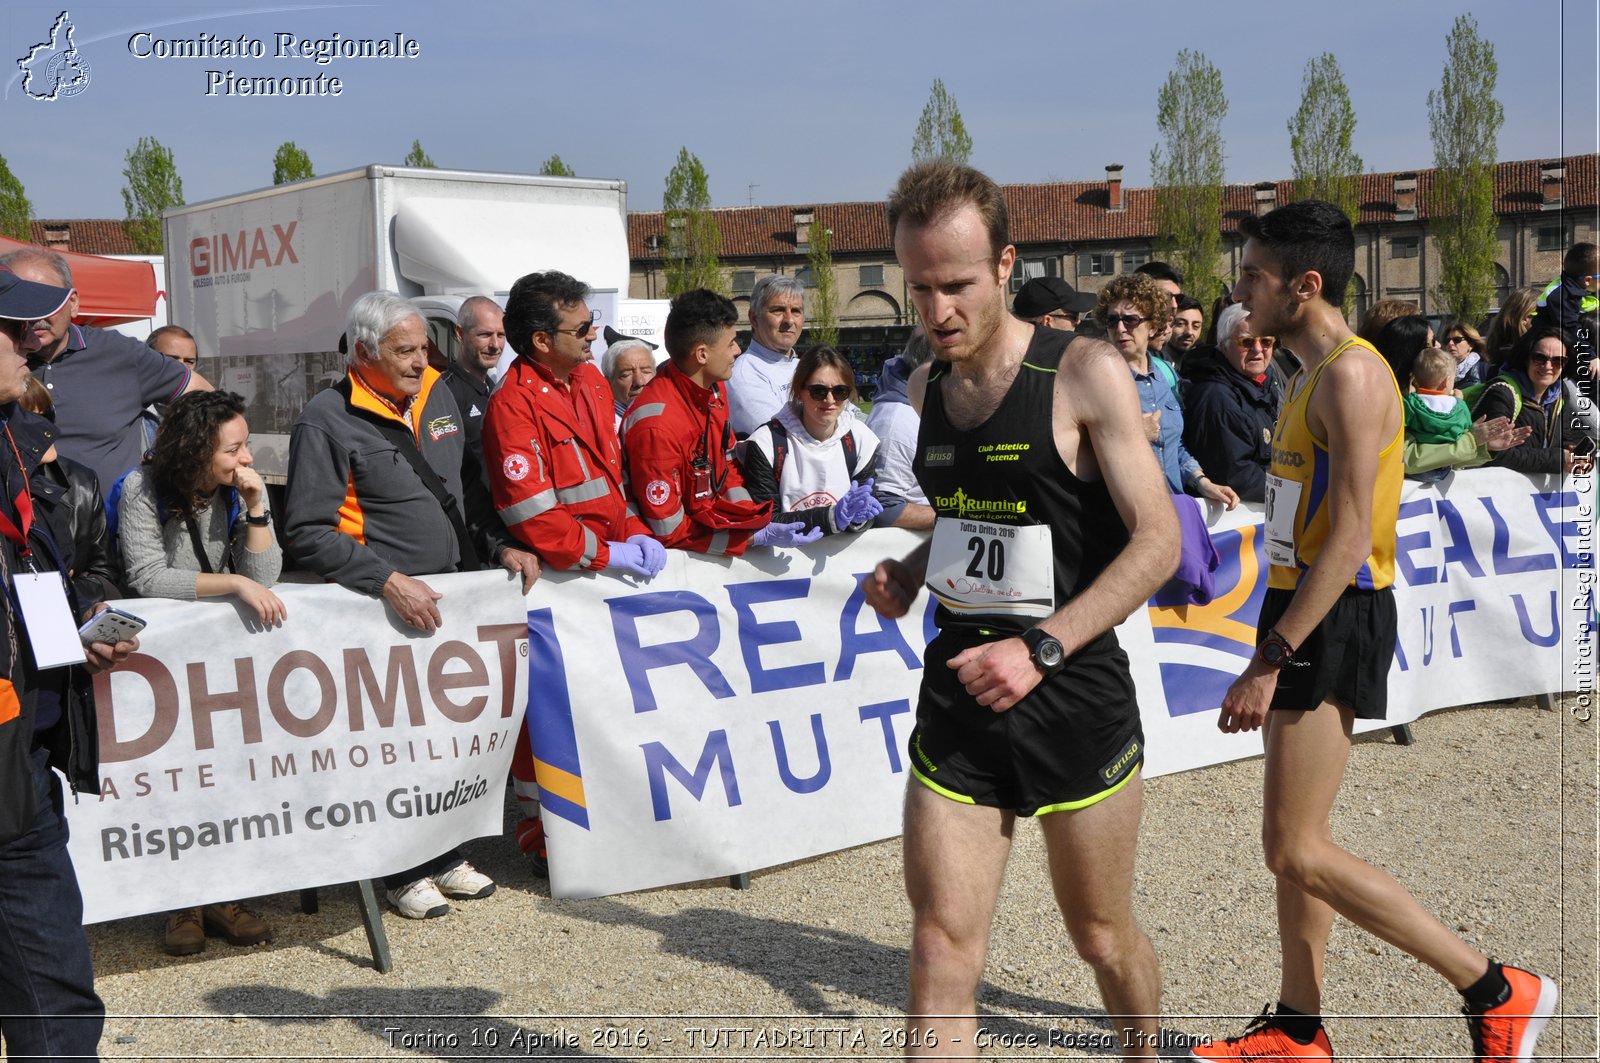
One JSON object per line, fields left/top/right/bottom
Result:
{"left": 503, "top": 271, "right": 590, "bottom": 357}
{"left": 1238, "top": 199, "right": 1354, "bottom": 306}
{"left": 1357, "top": 299, "right": 1420, "bottom": 345}
{"left": 149, "top": 391, "right": 249, "bottom": 521}
{"left": 789, "top": 346, "right": 857, "bottom": 405}
{"left": 1564, "top": 242, "right": 1598, "bottom": 278}
{"left": 0, "top": 319, "right": 24, "bottom": 346}
{"left": 887, "top": 160, "right": 1010, "bottom": 265}
{"left": 664, "top": 289, "right": 738, "bottom": 362}
{"left": 1175, "top": 294, "right": 1204, "bottom": 315}
{"left": 1135, "top": 260, "right": 1184, "bottom": 288}
{"left": 147, "top": 324, "right": 195, "bottom": 348}
{"left": 1509, "top": 325, "right": 1574, "bottom": 376}
{"left": 1373, "top": 315, "right": 1433, "bottom": 386}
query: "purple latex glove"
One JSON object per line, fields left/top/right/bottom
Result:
{"left": 605, "top": 540, "right": 658, "bottom": 577}
{"left": 752, "top": 520, "right": 825, "bottom": 548}
{"left": 626, "top": 534, "right": 666, "bottom": 577}
{"left": 832, "top": 478, "right": 883, "bottom": 528}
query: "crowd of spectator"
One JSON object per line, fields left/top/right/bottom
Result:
{"left": 0, "top": 231, "right": 1589, "bottom": 1044}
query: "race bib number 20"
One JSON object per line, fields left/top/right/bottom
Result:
{"left": 926, "top": 517, "right": 1055, "bottom": 619}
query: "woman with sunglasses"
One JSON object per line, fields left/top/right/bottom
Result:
{"left": 1472, "top": 326, "right": 1592, "bottom": 475}
{"left": 1094, "top": 274, "right": 1238, "bottom": 509}
{"left": 740, "top": 345, "right": 884, "bottom": 536}
{"left": 1440, "top": 321, "right": 1489, "bottom": 386}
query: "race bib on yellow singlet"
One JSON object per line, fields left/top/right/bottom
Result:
{"left": 926, "top": 517, "right": 1055, "bottom": 619}
{"left": 1263, "top": 473, "right": 1302, "bottom": 568}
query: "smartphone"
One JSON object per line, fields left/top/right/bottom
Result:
{"left": 1574, "top": 434, "right": 1597, "bottom": 458}
{"left": 78, "top": 607, "right": 147, "bottom": 646}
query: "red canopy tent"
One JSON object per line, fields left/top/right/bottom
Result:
{"left": 0, "top": 236, "right": 161, "bottom": 327}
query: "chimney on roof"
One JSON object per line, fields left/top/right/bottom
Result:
{"left": 794, "top": 208, "right": 814, "bottom": 245}
{"left": 1540, "top": 160, "right": 1565, "bottom": 210}
{"left": 43, "top": 225, "right": 69, "bottom": 250}
{"left": 1106, "top": 164, "right": 1124, "bottom": 212}
{"left": 1393, "top": 173, "right": 1418, "bottom": 221}
{"left": 1253, "top": 182, "right": 1277, "bottom": 216}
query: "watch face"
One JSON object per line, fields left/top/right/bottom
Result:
{"left": 1038, "top": 641, "right": 1064, "bottom": 667}
{"left": 1260, "top": 640, "right": 1286, "bottom": 665}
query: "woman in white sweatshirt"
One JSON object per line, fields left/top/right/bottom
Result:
{"left": 740, "top": 346, "right": 884, "bottom": 536}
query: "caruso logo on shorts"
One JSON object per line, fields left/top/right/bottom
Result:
{"left": 1098, "top": 737, "right": 1140, "bottom": 785}
{"left": 933, "top": 488, "right": 1026, "bottom": 520}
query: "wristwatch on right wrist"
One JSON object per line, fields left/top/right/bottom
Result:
{"left": 1256, "top": 627, "right": 1295, "bottom": 668}
{"left": 1020, "top": 627, "right": 1066, "bottom": 677}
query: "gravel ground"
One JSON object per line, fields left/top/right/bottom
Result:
{"left": 84, "top": 696, "right": 1595, "bottom": 1062}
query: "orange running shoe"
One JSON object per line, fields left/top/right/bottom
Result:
{"left": 1463, "top": 964, "right": 1558, "bottom": 1062}
{"left": 1189, "top": 1007, "right": 1333, "bottom": 1062}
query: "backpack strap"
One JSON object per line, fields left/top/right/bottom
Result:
{"left": 842, "top": 430, "right": 858, "bottom": 477}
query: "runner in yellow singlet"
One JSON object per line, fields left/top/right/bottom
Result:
{"left": 1189, "top": 200, "right": 1558, "bottom": 1063}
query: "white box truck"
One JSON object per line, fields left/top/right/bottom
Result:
{"left": 163, "top": 164, "right": 633, "bottom": 481}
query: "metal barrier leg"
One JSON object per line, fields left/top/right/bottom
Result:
{"left": 1390, "top": 724, "right": 1416, "bottom": 745}
{"left": 728, "top": 873, "right": 751, "bottom": 890}
{"left": 298, "top": 888, "right": 318, "bottom": 914}
{"left": 1536, "top": 693, "right": 1556, "bottom": 711}
{"left": 355, "top": 880, "right": 393, "bottom": 973}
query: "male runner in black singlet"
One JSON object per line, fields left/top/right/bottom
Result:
{"left": 864, "top": 161, "right": 1179, "bottom": 1059}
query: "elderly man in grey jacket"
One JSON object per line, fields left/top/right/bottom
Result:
{"left": 284, "top": 290, "right": 539, "bottom": 920}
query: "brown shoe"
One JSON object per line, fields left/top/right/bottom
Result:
{"left": 163, "top": 908, "right": 205, "bottom": 956}
{"left": 202, "top": 902, "right": 273, "bottom": 947}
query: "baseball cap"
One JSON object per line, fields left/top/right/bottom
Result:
{"left": 0, "top": 269, "right": 72, "bottom": 321}
{"left": 1013, "top": 276, "right": 1096, "bottom": 319}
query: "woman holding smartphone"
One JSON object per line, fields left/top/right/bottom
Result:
{"left": 115, "top": 389, "right": 282, "bottom": 955}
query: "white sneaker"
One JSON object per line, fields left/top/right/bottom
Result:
{"left": 433, "top": 862, "right": 496, "bottom": 900}
{"left": 385, "top": 877, "right": 450, "bottom": 919}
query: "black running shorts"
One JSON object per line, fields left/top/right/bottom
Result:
{"left": 1259, "top": 585, "right": 1398, "bottom": 719}
{"left": 907, "top": 629, "right": 1144, "bottom": 817}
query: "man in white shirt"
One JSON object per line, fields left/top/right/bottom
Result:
{"left": 728, "top": 274, "right": 805, "bottom": 436}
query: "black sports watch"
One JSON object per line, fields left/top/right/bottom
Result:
{"left": 1257, "top": 627, "right": 1295, "bottom": 668}
{"left": 244, "top": 510, "right": 271, "bottom": 527}
{"left": 1021, "top": 627, "right": 1066, "bottom": 677}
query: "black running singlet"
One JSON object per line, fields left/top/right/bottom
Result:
{"left": 913, "top": 328, "right": 1130, "bottom": 639}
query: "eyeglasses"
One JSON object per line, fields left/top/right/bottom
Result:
{"left": 805, "top": 384, "right": 852, "bottom": 402}
{"left": 550, "top": 313, "right": 598, "bottom": 337}
{"left": 1103, "top": 313, "right": 1146, "bottom": 331}
{"left": 1529, "top": 353, "right": 1567, "bottom": 367}
{"left": 1239, "top": 336, "right": 1277, "bottom": 351}
{"left": 1443, "top": 335, "right": 1468, "bottom": 346}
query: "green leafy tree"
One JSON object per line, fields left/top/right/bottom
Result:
{"left": 0, "top": 154, "right": 32, "bottom": 242}
{"left": 1289, "top": 54, "right": 1363, "bottom": 316}
{"left": 272, "top": 141, "right": 314, "bottom": 185}
{"left": 1428, "top": 14, "right": 1504, "bottom": 323}
{"left": 662, "top": 147, "right": 723, "bottom": 296}
{"left": 1150, "top": 51, "right": 1228, "bottom": 305}
{"left": 403, "top": 139, "right": 436, "bottom": 168}
{"left": 806, "top": 221, "right": 839, "bottom": 348}
{"left": 1289, "top": 54, "right": 1362, "bottom": 222}
{"left": 121, "top": 136, "right": 184, "bottom": 254}
{"left": 539, "top": 154, "right": 576, "bottom": 177}
{"left": 911, "top": 78, "right": 973, "bottom": 164}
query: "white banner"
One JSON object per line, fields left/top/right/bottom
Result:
{"left": 63, "top": 469, "right": 1592, "bottom": 914}
{"left": 69, "top": 571, "right": 529, "bottom": 923}
{"left": 527, "top": 468, "right": 1592, "bottom": 897}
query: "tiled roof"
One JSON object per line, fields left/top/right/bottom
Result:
{"left": 29, "top": 219, "right": 141, "bottom": 256}
{"left": 629, "top": 155, "right": 1597, "bottom": 261}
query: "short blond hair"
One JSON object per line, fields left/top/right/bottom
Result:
{"left": 1410, "top": 347, "right": 1454, "bottom": 391}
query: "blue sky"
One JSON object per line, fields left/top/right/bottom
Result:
{"left": 3, "top": 0, "right": 1596, "bottom": 219}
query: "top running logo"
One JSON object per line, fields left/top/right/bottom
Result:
{"left": 17, "top": 11, "right": 92, "bottom": 101}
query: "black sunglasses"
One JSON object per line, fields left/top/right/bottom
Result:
{"left": 549, "top": 312, "right": 598, "bottom": 337}
{"left": 805, "top": 384, "right": 852, "bottom": 402}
